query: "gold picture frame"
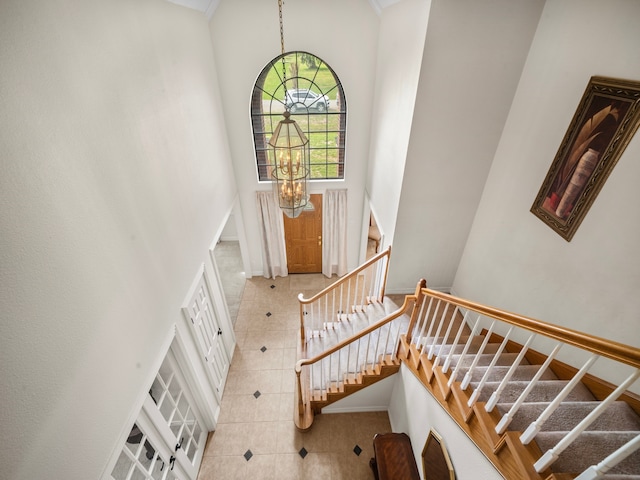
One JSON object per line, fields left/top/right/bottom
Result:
{"left": 531, "top": 76, "right": 640, "bottom": 241}
{"left": 422, "top": 429, "right": 455, "bottom": 480}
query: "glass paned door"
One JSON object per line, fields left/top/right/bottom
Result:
{"left": 148, "top": 346, "right": 208, "bottom": 474}
{"left": 111, "top": 423, "right": 182, "bottom": 480}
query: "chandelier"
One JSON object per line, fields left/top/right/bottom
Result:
{"left": 268, "top": 0, "right": 310, "bottom": 219}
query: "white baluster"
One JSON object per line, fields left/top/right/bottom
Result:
{"left": 331, "top": 288, "right": 336, "bottom": 324}
{"left": 344, "top": 283, "right": 349, "bottom": 321}
{"left": 443, "top": 310, "right": 471, "bottom": 373}
{"left": 364, "top": 332, "right": 372, "bottom": 370}
{"left": 327, "top": 350, "right": 332, "bottom": 392}
{"left": 413, "top": 296, "right": 432, "bottom": 345}
{"left": 324, "top": 294, "right": 329, "bottom": 330}
{"left": 521, "top": 353, "right": 598, "bottom": 445}
{"left": 534, "top": 369, "right": 640, "bottom": 472}
{"left": 427, "top": 303, "right": 450, "bottom": 359}
{"left": 393, "top": 317, "right": 403, "bottom": 355}
{"left": 449, "top": 315, "right": 481, "bottom": 387}
{"left": 575, "top": 434, "right": 640, "bottom": 480}
{"left": 433, "top": 306, "right": 459, "bottom": 369}
{"left": 381, "top": 318, "right": 392, "bottom": 356}
{"left": 373, "top": 328, "right": 382, "bottom": 368}
{"left": 320, "top": 357, "right": 325, "bottom": 398}
{"left": 375, "top": 260, "right": 383, "bottom": 300}
{"left": 485, "top": 333, "right": 535, "bottom": 412}
{"left": 460, "top": 320, "right": 496, "bottom": 390}
{"left": 496, "top": 343, "right": 562, "bottom": 434}
{"left": 420, "top": 300, "right": 442, "bottom": 355}
{"left": 468, "top": 326, "right": 513, "bottom": 407}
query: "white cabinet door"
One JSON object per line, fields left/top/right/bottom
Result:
{"left": 182, "top": 267, "right": 230, "bottom": 397}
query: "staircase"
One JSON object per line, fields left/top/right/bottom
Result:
{"left": 294, "top": 249, "right": 640, "bottom": 479}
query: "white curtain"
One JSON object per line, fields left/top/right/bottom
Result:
{"left": 323, "top": 189, "right": 348, "bottom": 278}
{"left": 256, "top": 191, "right": 288, "bottom": 279}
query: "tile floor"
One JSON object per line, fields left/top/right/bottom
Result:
{"left": 197, "top": 273, "right": 393, "bottom": 480}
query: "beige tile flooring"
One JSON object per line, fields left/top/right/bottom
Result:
{"left": 197, "top": 274, "right": 393, "bottom": 479}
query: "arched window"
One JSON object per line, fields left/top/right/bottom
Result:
{"left": 251, "top": 51, "right": 346, "bottom": 181}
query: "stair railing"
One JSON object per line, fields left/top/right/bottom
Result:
{"left": 408, "top": 287, "right": 640, "bottom": 477}
{"left": 297, "top": 246, "right": 392, "bottom": 343}
{"left": 295, "top": 279, "right": 425, "bottom": 428}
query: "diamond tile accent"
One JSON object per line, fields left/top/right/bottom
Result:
{"left": 254, "top": 390, "right": 261, "bottom": 399}
{"left": 353, "top": 445, "right": 362, "bottom": 456}
{"left": 244, "top": 449, "right": 253, "bottom": 461}
{"left": 270, "top": 284, "right": 276, "bottom": 289}
{"left": 266, "top": 312, "right": 272, "bottom": 317}
{"left": 260, "top": 346, "right": 267, "bottom": 352}
{"left": 298, "top": 447, "right": 308, "bottom": 459}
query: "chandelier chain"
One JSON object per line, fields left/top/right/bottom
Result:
{"left": 278, "top": 0, "right": 288, "bottom": 104}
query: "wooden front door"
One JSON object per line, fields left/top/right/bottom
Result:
{"left": 284, "top": 194, "right": 323, "bottom": 273}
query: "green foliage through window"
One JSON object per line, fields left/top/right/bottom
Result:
{"left": 251, "top": 52, "right": 346, "bottom": 181}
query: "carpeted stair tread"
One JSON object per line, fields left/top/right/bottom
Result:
{"left": 428, "top": 337, "right": 503, "bottom": 356}
{"left": 452, "top": 351, "right": 536, "bottom": 368}
{"left": 456, "top": 364, "right": 553, "bottom": 383}
{"left": 308, "top": 307, "right": 410, "bottom": 359}
{"left": 602, "top": 476, "right": 640, "bottom": 479}
{"left": 496, "top": 401, "right": 640, "bottom": 432}
{"left": 535, "top": 430, "right": 640, "bottom": 475}
{"left": 471, "top": 379, "right": 596, "bottom": 403}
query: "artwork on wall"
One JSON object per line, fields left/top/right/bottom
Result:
{"left": 531, "top": 76, "right": 640, "bottom": 241}
{"left": 422, "top": 429, "right": 455, "bottom": 480}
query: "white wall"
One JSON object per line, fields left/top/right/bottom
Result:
{"left": 452, "top": 0, "right": 640, "bottom": 386}
{"left": 387, "top": 0, "right": 545, "bottom": 293}
{"left": 209, "top": 0, "right": 379, "bottom": 276}
{"left": 321, "top": 373, "right": 396, "bottom": 414}
{"left": 388, "top": 365, "right": 504, "bottom": 480}
{"left": 0, "top": 0, "right": 236, "bottom": 478}
{"left": 366, "top": 0, "right": 431, "bottom": 251}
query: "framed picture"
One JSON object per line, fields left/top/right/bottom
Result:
{"left": 422, "top": 429, "right": 454, "bottom": 480}
{"left": 531, "top": 76, "right": 640, "bottom": 241}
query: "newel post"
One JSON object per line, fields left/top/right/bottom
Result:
{"left": 298, "top": 294, "right": 306, "bottom": 343}
{"left": 405, "top": 279, "right": 427, "bottom": 342}
{"left": 295, "top": 366, "right": 304, "bottom": 416}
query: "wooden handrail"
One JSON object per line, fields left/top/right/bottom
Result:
{"left": 422, "top": 288, "right": 640, "bottom": 369}
{"left": 295, "top": 284, "right": 417, "bottom": 373}
{"left": 297, "top": 246, "right": 392, "bottom": 304}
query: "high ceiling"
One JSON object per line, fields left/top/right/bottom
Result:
{"left": 166, "top": 0, "right": 402, "bottom": 19}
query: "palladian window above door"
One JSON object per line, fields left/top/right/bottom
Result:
{"left": 251, "top": 51, "right": 347, "bottom": 182}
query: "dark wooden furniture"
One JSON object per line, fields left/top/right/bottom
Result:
{"left": 369, "top": 432, "right": 420, "bottom": 480}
